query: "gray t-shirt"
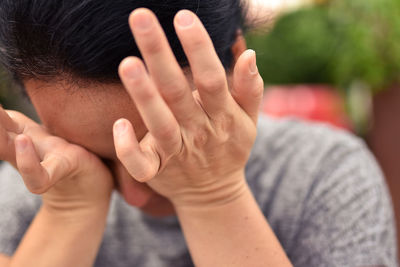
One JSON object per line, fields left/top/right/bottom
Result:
{"left": 0, "top": 115, "right": 397, "bottom": 267}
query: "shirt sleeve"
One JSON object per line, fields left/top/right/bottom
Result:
{"left": 0, "top": 163, "right": 41, "bottom": 256}
{"left": 289, "top": 140, "right": 398, "bottom": 267}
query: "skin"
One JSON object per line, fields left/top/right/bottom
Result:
{"left": 0, "top": 8, "right": 293, "bottom": 267}
{"left": 24, "top": 79, "right": 176, "bottom": 215}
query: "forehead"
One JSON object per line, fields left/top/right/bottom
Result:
{"left": 23, "top": 79, "right": 146, "bottom": 159}
{"left": 24, "top": 80, "right": 130, "bottom": 122}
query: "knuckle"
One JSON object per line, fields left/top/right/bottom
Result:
{"left": 18, "top": 164, "right": 35, "bottom": 175}
{"left": 213, "top": 113, "right": 236, "bottom": 135}
{"left": 142, "top": 37, "right": 163, "bottom": 54}
{"left": 59, "top": 146, "right": 81, "bottom": 173}
{"left": 134, "top": 167, "right": 154, "bottom": 182}
{"left": 157, "top": 124, "right": 179, "bottom": 140}
{"left": 116, "top": 146, "right": 133, "bottom": 161}
{"left": 192, "top": 129, "right": 210, "bottom": 148}
{"left": 163, "top": 85, "right": 187, "bottom": 104}
{"left": 64, "top": 144, "right": 82, "bottom": 158}
{"left": 135, "top": 86, "right": 157, "bottom": 101}
{"left": 195, "top": 74, "right": 226, "bottom": 94}
{"left": 253, "top": 76, "right": 265, "bottom": 97}
{"left": 251, "top": 86, "right": 264, "bottom": 101}
{"left": 56, "top": 153, "right": 75, "bottom": 176}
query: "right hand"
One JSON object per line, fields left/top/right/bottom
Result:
{"left": 0, "top": 107, "right": 114, "bottom": 214}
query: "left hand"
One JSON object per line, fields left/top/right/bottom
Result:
{"left": 0, "top": 109, "right": 114, "bottom": 214}
{"left": 113, "top": 9, "right": 264, "bottom": 208}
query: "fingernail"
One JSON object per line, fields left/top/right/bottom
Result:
{"left": 16, "top": 136, "right": 27, "bottom": 153}
{"left": 132, "top": 11, "right": 153, "bottom": 31}
{"left": 249, "top": 50, "right": 258, "bottom": 75}
{"left": 176, "top": 10, "right": 194, "bottom": 27}
{"left": 114, "top": 120, "right": 127, "bottom": 136}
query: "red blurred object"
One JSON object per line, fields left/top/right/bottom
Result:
{"left": 262, "top": 85, "right": 353, "bottom": 131}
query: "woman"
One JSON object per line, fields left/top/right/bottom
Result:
{"left": 0, "top": 0, "right": 396, "bottom": 266}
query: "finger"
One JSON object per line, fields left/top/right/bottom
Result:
{"left": 0, "top": 125, "right": 16, "bottom": 165}
{"left": 113, "top": 119, "right": 160, "bottom": 183}
{"left": 174, "top": 10, "right": 233, "bottom": 117}
{"left": 15, "top": 135, "right": 73, "bottom": 194}
{"left": 0, "top": 109, "right": 30, "bottom": 166}
{"left": 119, "top": 57, "right": 183, "bottom": 156}
{"left": 15, "top": 134, "right": 49, "bottom": 194}
{"left": 129, "top": 9, "right": 201, "bottom": 125}
{"left": 5, "top": 110, "right": 38, "bottom": 130}
{"left": 232, "top": 50, "right": 264, "bottom": 124}
{"left": 0, "top": 107, "right": 21, "bottom": 133}
{"left": 3, "top": 110, "right": 49, "bottom": 159}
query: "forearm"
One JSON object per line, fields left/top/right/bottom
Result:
{"left": 9, "top": 203, "right": 109, "bottom": 267}
{"left": 175, "top": 180, "right": 293, "bottom": 267}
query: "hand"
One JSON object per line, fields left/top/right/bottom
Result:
{"left": 0, "top": 108, "right": 113, "bottom": 214}
{"left": 113, "top": 9, "right": 264, "bottom": 208}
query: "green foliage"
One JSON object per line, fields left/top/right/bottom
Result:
{"left": 246, "top": 0, "right": 400, "bottom": 93}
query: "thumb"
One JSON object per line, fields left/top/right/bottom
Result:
{"left": 15, "top": 134, "right": 74, "bottom": 195}
{"left": 231, "top": 49, "right": 264, "bottom": 125}
{"left": 0, "top": 125, "right": 16, "bottom": 166}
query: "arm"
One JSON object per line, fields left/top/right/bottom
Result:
{"left": 0, "top": 110, "right": 114, "bottom": 267}
{"left": 9, "top": 204, "right": 109, "bottom": 267}
{"left": 175, "top": 181, "right": 291, "bottom": 267}
{"left": 0, "top": 255, "right": 10, "bottom": 267}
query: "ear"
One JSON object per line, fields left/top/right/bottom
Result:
{"left": 231, "top": 30, "right": 247, "bottom": 64}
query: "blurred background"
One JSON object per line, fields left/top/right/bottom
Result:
{"left": 1, "top": 0, "right": 400, "bottom": 257}
{"left": 246, "top": 0, "right": 400, "bottom": 254}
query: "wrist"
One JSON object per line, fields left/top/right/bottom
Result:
{"left": 170, "top": 171, "right": 249, "bottom": 210}
{"left": 41, "top": 198, "right": 110, "bottom": 225}
{"left": 10, "top": 199, "right": 110, "bottom": 267}
{"left": 173, "top": 180, "right": 292, "bottom": 267}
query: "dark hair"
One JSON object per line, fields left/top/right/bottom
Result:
{"left": 0, "top": 0, "right": 247, "bottom": 84}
